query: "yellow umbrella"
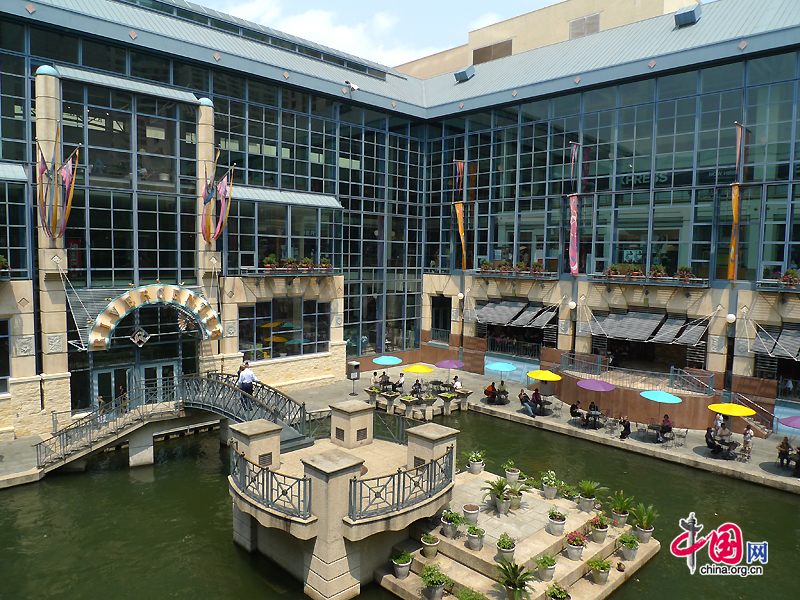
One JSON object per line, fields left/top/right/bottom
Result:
{"left": 403, "top": 364, "right": 434, "bottom": 374}
{"left": 707, "top": 403, "right": 756, "bottom": 417}
{"left": 258, "top": 322, "right": 284, "bottom": 328}
{"left": 265, "top": 335, "right": 288, "bottom": 343}
{"left": 527, "top": 369, "right": 562, "bottom": 382}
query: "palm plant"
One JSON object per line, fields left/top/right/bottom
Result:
{"left": 578, "top": 479, "right": 609, "bottom": 499}
{"left": 481, "top": 477, "right": 509, "bottom": 501}
{"left": 607, "top": 490, "right": 635, "bottom": 515}
{"left": 496, "top": 559, "right": 536, "bottom": 600}
{"left": 630, "top": 503, "right": 659, "bottom": 530}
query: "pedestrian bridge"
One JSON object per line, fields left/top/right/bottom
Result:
{"left": 34, "top": 373, "right": 313, "bottom": 472}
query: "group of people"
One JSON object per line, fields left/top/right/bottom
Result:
{"left": 704, "top": 413, "right": 750, "bottom": 459}
{"left": 484, "top": 380, "right": 509, "bottom": 404}
{"left": 776, "top": 436, "right": 800, "bottom": 474}
{"left": 370, "top": 371, "right": 405, "bottom": 392}
{"left": 569, "top": 400, "right": 601, "bottom": 427}
{"left": 519, "top": 388, "right": 544, "bottom": 417}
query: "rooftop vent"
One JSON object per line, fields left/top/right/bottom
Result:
{"left": 454, "top": 65, "right": 475, "bottom": 83}
{"left": 674, "top": 4, "right": 702, "bottom": 28}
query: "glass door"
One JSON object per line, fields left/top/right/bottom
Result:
{"left": 93, "top": 368, "right": 132, "bottom": 410}
{"left": 140, "top": 361, "right": 179, "bottom": 404}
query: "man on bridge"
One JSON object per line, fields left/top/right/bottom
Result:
{"left": 237, "top": 362, "right": 258, "bottom": 411}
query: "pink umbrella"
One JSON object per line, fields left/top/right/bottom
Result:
{"left": 778, "top": 415, "right": 800, "bottom": 429}
{"left": 577, "top": 379, "right": 616, "bottom": 392}
{"left": 435, "top": 359, "right": 465, "bottom": 380}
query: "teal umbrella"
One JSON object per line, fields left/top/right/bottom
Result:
{"left": 373, "top": 355, "right": 402, "bottom": 366}
{"left": 485, "top": 362, "right": 516, "bottom": 373}
{"left": 285, "top": 338, "right": 310, "bottom": 345}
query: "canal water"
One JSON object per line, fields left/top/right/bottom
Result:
{"left": 0, "top": 413, "right": 796, "bottom": 599}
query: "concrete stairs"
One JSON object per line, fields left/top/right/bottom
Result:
{"left": 375, "top": 513, "right": 661, "bottom": 600}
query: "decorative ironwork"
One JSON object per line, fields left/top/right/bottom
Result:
{"left": 348, "top": 445, "right": 454, "bottom": 520}
{"left": 373, "top": 411, "right": 418, "bottom": 443}
{"left": 307, "top": 409, "right": 332, "bottom": 440}
{"left": 130, "top": 328, "right": 151, "bottom": 347}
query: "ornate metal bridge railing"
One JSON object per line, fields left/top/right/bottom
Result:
{"left": 35, "top": 379, "right": 181, "bottom": 468}
{"left": 373, "top": 410, "right": 418, "bottom": 443}
{"left": 348, "top": 445, "right": 454, "bottom": 520}
{"left": 230, "top": 443, "right": 312, "bottom": 519}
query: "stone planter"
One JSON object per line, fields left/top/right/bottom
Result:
{"left": 496, "top": 542, "right": 515, "bottom": 563}
{"left": 463, "top": 504, "right": 480, "bottom": 523}
{"left": 382, "top": 392, "right": 399, "bottom": 413}
{"left": 423, "top": 584, "right": 446, "bottom": 600}
{"left": 612, "top": 510, "right": 628, "bottom": 528}
{"left": 400, "top": 397, "right": 417, "bottom": 416}
{"left": 538, "top": 565, "right": 556, "bottom": 582}
{"left": 592, "top": 526, "right": 608, "bottom": 544}
{"left": 441, "top": 517, "right": 459, "bottom": 539}
{"left": 621, "top": 544, "right": 638, "bottom": 561}
{"left": 496, "top": 496, "right": 511, "bottom": 515}
{"left": 421, "top": 538, "right": 439, "bottom": 559}
{"left": 578, "top": 495, "right": 595, "bottom": 512}
{"left": 422, "top": 396, "right": 438, "bottom": 408}
{"left": 467, "top": 460, "right": 484, "bottom": 475}
{"left": 548, "top": 517, "right": 566, "bottom": 536}
{"left": 509, "top": 494, "right": 521, "bottom": 510}
{"left": 542, "top": 485, "right": 558, "bottom": 500}
{"left": 364, "top": 389, "right": 380, "bottom": 404}
{"left": 392, "top": 559, "right": 412, "bottom": 579}
{"left": 635, "top": 525, "right": 654, "bottom": 544}
{"left": 565, "top": 544, "right": 584, "bottom": 561}
{"left": 505, "top": 468, "right": 520, "bottom": 482}
{"left": 467, "top": 532, "right": 484, "bottom": 551}
{"left": 592, "top": 568, "right": 610, "bottom": 585}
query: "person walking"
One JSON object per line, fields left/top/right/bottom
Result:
{"left": 237, "top": 362, "right": 258, "bottom": 411}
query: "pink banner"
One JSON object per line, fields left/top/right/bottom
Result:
{"left": 569, "top": 194, "right": 579, "bottom": 275}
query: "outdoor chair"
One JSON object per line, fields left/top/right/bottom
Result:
{"left": 662, "top": 431, "right": 676, "bottom": 448}
{"left": 737, "top": 445, "right": 752, "bottom": 463}
{"left": 636, "top": 421, "right": 647, "bottom": 440}
{"left": 552, "top": 402, "right": 563, "bottom": 419}
{"left": 605, "top": 414, "right": 619, "bottom": 436}
{"left": 674, "top": 428, "right": 688, "bottom": 447}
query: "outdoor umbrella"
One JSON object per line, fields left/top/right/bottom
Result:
{"left": 527, "top": 369, "right": 562, "bottom": 382}
{"left": 778, "top": 415, "right": 800, "bottom": 438}
{"left": 265, "top": 335, "right": 288, "bottom": 343}
{"left": 577, "top": 379, "right": 615, "bottom": 392}
{"left": 707, "top": 403, "right": 756, "bottom": 417}
{"left": 486, "top": 362, "right": 516, "bottom": 373}
{"left": 285, "top": 338, "right": 310, "bottom": 345}
{"left": 372, "top": 356, "right": 402, "bottom": 366}
{"left": 435, "top": 359, "right": 465, "bottom": 380}
{"left": 640, "top": 390, "right": 682, "bottom": 437}
{"left": 403, "top": 364, "right": 434, "bottom": 374}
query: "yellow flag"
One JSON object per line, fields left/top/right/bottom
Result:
{"left": 455, "top": 202, "right": 466, "bottom": 271}
{"left": 727, "top": 184, "right": 739, "bottom": 280}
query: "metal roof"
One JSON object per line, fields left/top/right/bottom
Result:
{"left": 8, "top": 0, "right": 800, "bottom": 117}
{"left": 230, "top": 186, "right": 342, "bottom": 209}
{"left": 55, "top": 65, "right": 201, "bottom": 104}
{"left": 0, "top": 162, "right": 27, "bottom": 182}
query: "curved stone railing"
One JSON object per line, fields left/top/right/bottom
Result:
{"left": 230, "top": 443, "right": 312, "bottom": 519}
{"left": 348, "top": 445, "right": 454, "bottom": 520}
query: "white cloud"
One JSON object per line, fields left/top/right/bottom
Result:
{"left": 468, "top": 11, "right": 503, "bottom": 31}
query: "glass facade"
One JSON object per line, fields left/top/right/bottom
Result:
{"left": 238, "top": 299, "right": 330, "bottom": 361}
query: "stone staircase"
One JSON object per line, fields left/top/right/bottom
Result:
{"left": 374, "top": 474, "right": 660, "bottom": 600}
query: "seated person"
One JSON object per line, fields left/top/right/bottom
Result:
{"left": 370, "top": 372, "right": 379, "bottom": 387}
{"left": 705, "top": 427, "right": 723, "bottom": 455}
{"left": 716, "top": 423, "right": 733, "bottom": 445}
{"left": 657, "top": 414, "right": 673, "bottom": 443}
{"left": 379, "top": 371, "right": 390, "bottom": 389}
{"left": 452, "top": 376, "right": 462, "bottom": 390}
{"left": 532, "top": 388, "right": 543, "bottom": 413}
{"left": 411, "top": 379, "right": 422, "bottom": 397}
{"left": 619, "top": 416, "right": 631, "bottom": 440}
{"left": 518, "top": 389, "right": 536, "bottom": 417}
{"left": 484, "top": 382, "right": 497, "bottom": 404}
{"left": 777, "top": 436, "right": 794, "bottom": 468}
{"left": 392, "top": 372, "right": 405, "bottom": 392}
{"left": 570, "top": 401, "right": 586, "bottom": 426}
{"left": 497, "top": 380, "right": 508, "bottom": 403}
{"left": 588, "top": 401, "right": 598, "bottom": 413}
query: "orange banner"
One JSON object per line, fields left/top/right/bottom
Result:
{"left": 727, "top": 184, "right": 739, "bottom": 280}
{"left": 455, "top": 202, "right": 466, "bottom": 271}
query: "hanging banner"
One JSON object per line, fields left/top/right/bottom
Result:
{"left": 200, "top": 150, "right": 234, "bottom": 243}
{"left": 728, "top": 184, "right": 740, "bottom": 280}
{"left": 569, "top": 194, "right": 579, "bottom": 275}
{"left": 455, "top": 202, "right": 467, "bottom": 271}
{"left": 36, "top": 131, "right": 78, "bottom": 239}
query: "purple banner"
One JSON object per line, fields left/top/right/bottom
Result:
{"left": 569, "top": 194, "right": 579, "bottom": 275}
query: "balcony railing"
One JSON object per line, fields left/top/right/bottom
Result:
{"left": 488, "top": 338, "right": 541, "bottom": 360}
{"left": 471, "top": 268, "right": 559, "bottom": 280}
{"left": 230, "top": 443, "right": 312, "bottom": 519}
{"left": 560, "top": 352, "right": 714, "bottom": 395}
{"left": 757, "top": 279, "right": 800, "bottom": 292}
{"left": 718, "top": 390, "right": 774, "bottom": 433}
{"left": 778, "top": 377, "right": 800, "bottom": 401}
{"left": 430, "top": 328, "right": 450, "bottom": 344}
{"left": 589, "top": 273, "right": 709, "bottom": 287}
{"left": 237, "top": 265, "right": 342, "bottom": 277}
{"left": 348, "top": 445, "right": 453, "bottom": 520}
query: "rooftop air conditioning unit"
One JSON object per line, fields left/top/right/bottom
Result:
{"left": 675, "top": 4, "right": 702, "bottom": 28}
{"left": 454, "top": 65, "right": 475, "bottom": 83}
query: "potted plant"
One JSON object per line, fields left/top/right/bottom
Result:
{"left": 781, "top": 267, "right": 799, "bottom": 288}
{"left": 480, "top": 260, "right": 492, "bottom": 272}
{"left": 515, "top": 261, "right": 527, "bottom": 274}
{"left": 454, "top": 587, "right": 488, "bottom": 600}
{"left": 503, "top": 460, "right": 520, "bottom": 482}
{"left": 577, "top": 480, "right": 608, "bottom": 512}
{"left": 390, "top": 550, "right": 412, "bottom": 579}
{"left": 558, "top": 483, "right": 578, "bottom": 501}
{"left": 626, "top": 264, "right": 644, "bottom": 279}
{"left": 617, "top": 532, "right": 639, "bottom": 561}
{"left": 462, "top": 449, "right": 485, "bottom": 475}
{"left": 301, "top": 257, "right": 314, "bottom": 270}
{"left": 530, "top": 262, "right": 544, "bottom": 276}
{"left": 546, "top": 582, "right": 570, "bottom": 600}
{"left": 648, "top": 264, "right": 666, "bottom": 280}
{"left": 421, "top": 533, "right": 440, "bottom": 558}
{"left": 604, "top": 264, "right": 622, "bottom": 279}
{"left": 282, "top": 256, "right": 298, "bottom": 270}
{"left": 466, "top": 524, "right": 485, "bottom": 551}
{"left": 319, "top": 256, "right": 333, "bottom": 271}
{"left": 630, "top": 503, "right": 658, "bottom": 544}
{"left": 364, "top": 386, "right": 382, "bottom": 404}
{"left": 497, "top": 260, "right": 512, "bottom": 273}
{"left": 540, "top": 470, "right": 559, "bottom": 500}
{"left": 496, "top": 532, "right": 517, "bottom": 563}
{"left": 481, "top": 477, "right": 509, "bottom": 511}
{"left": 607, "top": 490, "right": 634, "bottom": 528}
{"left": 506, "top": 480, "right": 530, "bottom": 510}
{"left": 463, "top": 503, "right": 480, "bottom": 524}
{"left": 589, "top": 512, "right": 611, "bottom": 544}
{"left": 263, "top": 253, "right": 277, "bottom": 271}
{"left": 441, "top": 508, "right": 466, "bottom": 539}
{"left": 586, "top": 556, "right": 611, "bottom": 585}
{"left": 420, "top": 563, "right": 453, "bottom": 600}
{"left": 677, "top": 265, "right": 694, "bottom": 281}
{"left": 533, "top": 553, "right": 556, "bottom": 582}
{"left": 547, "top": 507, "right": 567, "bottom": 536}
{"left": 496, "top": 558, "right": 536, "bottom": 600}
{"left": 564, "top": 530, "right": 587, "bottom": 561}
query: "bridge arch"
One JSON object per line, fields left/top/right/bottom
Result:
{"left": 87, "top": 284, "right": 222, "bottom": 350}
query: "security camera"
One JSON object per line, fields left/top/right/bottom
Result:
{"left": 345, "top": 80, "right": 359, "bottom": 91}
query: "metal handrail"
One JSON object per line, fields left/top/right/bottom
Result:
{"left": 430, "top": 328, "right": 450, "bottom": 344}
{"left": 722, "top": 390, "right": 774, "bottom": 433}
{"left": 348, "top": 445, "right": 454, "bottom": 520}
{"left": 777, "top": 377, "right": 800, "bottom": 401}
{"left": 307, "top": 409, "right": 332, "bottom": 440}
{"left": 230, "top": 443, "right": 312, "bottom": 519}
{"left": 670, "top": 367, "right": 714, "bottom": 395}
{"left": 373, "top": 411, "right": 419, "bottom": 443}
{"left": 488, "top": 338, "right": 542, "bottom": 359}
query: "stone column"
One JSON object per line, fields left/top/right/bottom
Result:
{"left": 406, "top": 422, "right": 459, "bottom": 476}
{"left": 128, "top": 424, "right": 155, "bottom": 467}
{"left": 330, "top": 400, "right": 373, "bottom": 449}
{"left": 34, "top": 65, "right": 71, "bottom": 429}
{"left": 302, "top": 449, "right": 364, "bottom": 600}
{"left": 230, "top": 419, "right": 282, "bottom": 470}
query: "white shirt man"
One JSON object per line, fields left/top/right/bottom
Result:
{"left": 237, "top": 362, "right": 258, "bottom": 392}
{"left": 392, "top": 372, "right": 405, "bottom": 392}
{"left": 716, "top": 424, "right": 732, "bottom": 443}
{"left": 452, "top": 376, "right": 462, "bottom": 390}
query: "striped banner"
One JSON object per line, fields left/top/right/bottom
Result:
{"left": 455, "top": 202, "right": 467, "bottom": 271}
{"left": 569, "top": 194, "right": 579, "bottom": 274}
{"left": 727, "top": 184, "right": 739, "bottom": 280}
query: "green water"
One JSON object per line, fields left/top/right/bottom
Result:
{"left": 0, "top": 414, "right": 797, "bottom": 600}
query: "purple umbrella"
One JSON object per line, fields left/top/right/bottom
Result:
{"left": 435, "top": 359, "right": 465, "bottom": 380}
{"left": 577, "top": 379, "right": 616, "bottom": 392}
{"left": 778, "top": 415, "right": 800, "bottom": 430}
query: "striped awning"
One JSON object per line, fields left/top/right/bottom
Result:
{"left": 650, "top": 317, "right": 687, "bottom": 344}
{"left": 614, "top": 313, "right": 665, "bottom": 341}
{"left": 529, "top": 308, "right": 557, "bottom": 328}
{"left": 510, "top": 306, "right": 541, "bottom": 327}
{"left": 751, "top": 328, "right": 778, "bottom": 355}
{"left": 674, "top": 322, "right": 707, "bottom": 346}
{"left": 772, "top": 328, "right": 800, "bottom": 359}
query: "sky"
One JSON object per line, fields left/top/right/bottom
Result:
{"left": 198, "top": 0, "right": 564, "bottom": 68}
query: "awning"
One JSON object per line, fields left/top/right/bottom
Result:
{"left": 750, "top": 328, "right": 778, "bottom": 355}
{"left": 650, "top": 317, "right": 686, "bottom": 343}
{"left": 55, "top": 66, "right": 201, "bottom": 105}
{"left": 529, "top": 308, "right": 557, "bottom": 328}
{"left": 614, "top": 313, "right": 665, "bottom": 341}
{"left": 482, "top": 301, "right": 528, "bottom": 325}
{"left": 510, "top": 306, "right": 541, "bottom": 327}
{"left": 0, "top": 162, "right": 27, "bottom": 182}
{"left": 231, "top": 186, "right": 342, "bottom": 209}
{"left": 598, "top": 313, "right": 627, "bottom": 339}
{"left": 674, "top": 322, "right": 707, "bottom": 346}
{"left": 773, "top": 328, "right": 800, "bottom": 359}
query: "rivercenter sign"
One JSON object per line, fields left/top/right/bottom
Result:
{"left": 88, "top": 285, "right": 222, "bottom": 351}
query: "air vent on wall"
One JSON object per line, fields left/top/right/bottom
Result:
{"left": 675, "top": 5, "right": 702, "bottom": 28}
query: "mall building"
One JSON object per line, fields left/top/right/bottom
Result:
{"left": 1, "top": 0, "right": 800, "bottom": 438}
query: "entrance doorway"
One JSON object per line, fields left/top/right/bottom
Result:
{"left": 141, "top": 361, "right": 179, "bottom": 404}
{"left": 93, "top": 367, "right": 132, "bottom": 409}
